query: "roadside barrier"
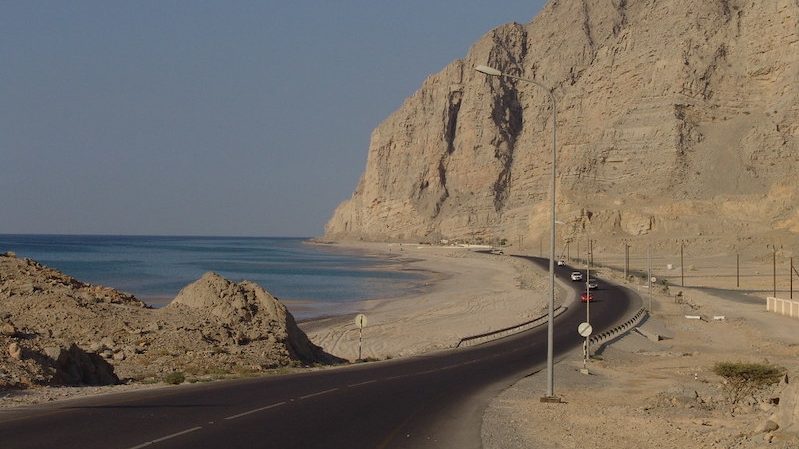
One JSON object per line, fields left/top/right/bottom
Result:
{"left": 456, "top": 306, "right": 566, "bottom": 348}
{"left": 588, "top": 307, "right": 648, "bottom": 350}
{"left": 767, "top": 296, "right": 799, "bottom": 319}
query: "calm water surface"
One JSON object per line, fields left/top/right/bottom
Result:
{"left": 0, "top": 235, "right": 426, "bottom": 319}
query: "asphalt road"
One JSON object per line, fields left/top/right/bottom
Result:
{"left": 0, "top": 257, "right": 640, "bottom": 449}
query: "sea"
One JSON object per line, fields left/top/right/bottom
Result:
{"left": 0, "top": 235, "right": 427, "bottom": 320}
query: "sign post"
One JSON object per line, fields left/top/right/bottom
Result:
{"left": 355, "top": 314, "right": 367, "bottom": 361}
{"left": 578, "top": 322, "right": 592, "bottom": 375}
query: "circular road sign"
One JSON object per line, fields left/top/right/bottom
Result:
{"left": 578, "top": 322, "right": 593, "bottom": 337}
{"left": 355, "top": 314, "right": 368, "bottom": 329}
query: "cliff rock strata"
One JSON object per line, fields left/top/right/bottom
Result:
{"left": 326, "top": 0, "right": 799, "bottom": 252}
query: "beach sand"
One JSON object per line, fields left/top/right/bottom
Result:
{"left": 300, "top": 242, "right": 555, "bottom": 361}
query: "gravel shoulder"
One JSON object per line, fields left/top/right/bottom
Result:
{"left": 482, "top": 269, "right": 799, "bottom": 448}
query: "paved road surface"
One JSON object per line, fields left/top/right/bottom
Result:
{"left": 0, "top": 257, "right": 640, "bottom": 449}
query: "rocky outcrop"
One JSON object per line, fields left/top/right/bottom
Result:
{"left": 326, "top": 0, "right": 799, "bottom": 253}
{"left": 167, "top": 273, "right": 337, "bottom": 365}
{"left": 0, "top": 253, "right": 342, "bottom": 388}
{"left": 48, "top": 344, "right": 119, "bottom": 386}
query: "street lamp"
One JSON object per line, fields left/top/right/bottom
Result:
{"left": 475, "top": 64, "right": 559, "bottom": 401}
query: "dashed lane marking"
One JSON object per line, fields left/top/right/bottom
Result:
{"left": 223, "top": 401, "right": 287, "bottom": 421}
{"left": 347, "top": 380, "right": 377, "bottom": 388}
{"left": 299, "top": 388, "right": 339, "bottom": 400}
{"left": 126, "top": 426, "right": 203, "bottom": 449}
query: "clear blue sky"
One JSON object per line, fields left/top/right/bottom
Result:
{"left": 1, "top": 1, "right": 546, "bottom": 237}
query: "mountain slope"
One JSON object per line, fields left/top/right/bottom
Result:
{"left": 325, "top": 0, "right": 799, "bottom": 253}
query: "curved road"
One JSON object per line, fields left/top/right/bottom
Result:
{"left": 0, "top": 257, "right": 640, "bottom": 449}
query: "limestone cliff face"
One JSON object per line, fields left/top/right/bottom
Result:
{"left": 326, "top": 0, "right": 799, "bottom": 250}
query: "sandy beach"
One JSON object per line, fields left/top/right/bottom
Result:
{"left": 300, "top": 242, "right": 556, "bottom": 361}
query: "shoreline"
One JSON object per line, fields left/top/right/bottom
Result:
{"left": 2, "top": 240, "right": 549, "bottom": 408}
{"left": 299, "top": 241, "right": 551, "bottom": 361}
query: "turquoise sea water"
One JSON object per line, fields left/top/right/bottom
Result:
{"left": 0, "top": 235, "right": 425, "bottom": 319}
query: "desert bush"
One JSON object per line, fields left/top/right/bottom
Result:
{"left": 163, "top": 371, "right": 186, "bottom": 385}
{"left": 712, "top": 362, "right": 784, "bottom": 404}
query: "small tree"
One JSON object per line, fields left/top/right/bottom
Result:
{"left": 712, "top": 362, "right": 784, "bottom": 405}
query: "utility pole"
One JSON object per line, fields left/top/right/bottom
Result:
{"left": 773, "top": 245, "right": 777, "bottom": 298}
{"left": 647, "top": 245, "right": 652, "bottom": 311}
{"left": 624, "top": 242, "right": 630, "bottom": 280}
{"left": 791, "top": 257, "right": 794, "bottom": 300}
{"left": 680, "top": 241, "right": 684, "bottom": 287}
{"left": 736, "top": 253, "right": 740, "bottom": 288}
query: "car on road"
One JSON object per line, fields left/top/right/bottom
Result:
{"left": 557, "top": 260, "right": 565, "bottom": 266}
{"left": 580, "top": 291, "right": 594, "bottom": 302}
{"left": 587, "top": 278, "right": 598, "bottom": 289}
{"left": 570, "top": 271, "right": 583, "bottom": 281}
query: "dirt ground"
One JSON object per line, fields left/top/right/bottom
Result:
{"left": 483, "top": 258, "right": 799, "bottom": 449}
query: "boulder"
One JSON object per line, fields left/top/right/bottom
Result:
{"left": 8, "top": 342, "right": 22, "bottom": 360}
{"left": 51, "top": 344, "right": 119, "bottom": 386}
{"left": 1, "top": 322, "right": 16, "bottom": 337}
{"left": 775, "top": 382, "right": 799, "bottom": 435}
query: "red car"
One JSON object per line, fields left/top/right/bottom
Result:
{"left": 580, "top": 292, "right": 594, "bottom": 302}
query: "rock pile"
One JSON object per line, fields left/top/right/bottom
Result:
{"left": 0, "top": 253, "right": 341, "bottom": 389}
{"left": 166, "top": 272, "right": 337, "bottom": 365}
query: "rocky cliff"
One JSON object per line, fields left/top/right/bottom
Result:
{"left": 325, "top": 0, "right": 799, "bottom": 254}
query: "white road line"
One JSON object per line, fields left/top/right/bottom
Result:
{"left": 299, "top": 388, "right": 338, "bottom": 400}
{"left": 223, "top": 401, "right": 287, "bottom": 420}
{"left": 347, "top": 380, "right": 377, "bottom": 388}
{"left": 126, "top": 426, "right": 203, "bottom": 449}
{"left": 384, "top": 374, "right": 409, "bottom": 381}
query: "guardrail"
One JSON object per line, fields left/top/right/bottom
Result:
{"left": 588, "top": 307, "right": 648, "bottom": 349}
{"left": 767, "top": 296, "right": 799, "bottom": 319}
{"left": 456, "top": 306, "right": 566, "bottom": 348}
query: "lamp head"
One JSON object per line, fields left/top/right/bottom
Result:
{"left": 474, "top": 65, "right": 502, "bottom": 77}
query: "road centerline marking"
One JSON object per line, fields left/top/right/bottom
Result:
{"left": 347, "top": 380, "right": 377, "bottom": 387}
{"left": 126, "top": 426, "right": 203, "bottom": 449}
{"left": 223, "top": 401, "right": 287, "bottom": 420}
{"left": 299, "top": 388, "right": 338, "bottom": 400}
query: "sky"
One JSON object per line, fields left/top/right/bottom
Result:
{"left": 1, "top": 1, "right": 546, "bottom": 237}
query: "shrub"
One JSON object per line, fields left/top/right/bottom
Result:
{"left": 712, "top": 362, "right": 784, "bottom": 404}
{"left": 163, "top": 371, "right": 186, "bottom": 385}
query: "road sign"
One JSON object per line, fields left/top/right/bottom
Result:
{"left": 355, "top": 314, "right": 367, "bottom": 329}
{"left": 578, "top": 322, "right": 593, "bottom": 337}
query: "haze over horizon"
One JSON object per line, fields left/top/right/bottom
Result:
{"left": 1, "top": 1, "right": 546, "bottom": 237}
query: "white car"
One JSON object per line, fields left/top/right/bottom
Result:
{"left": 570, "top": 272, "right": 583, "bottom": 281}
{"left": 587, "top": 278, "right": 599, "bottom": 289}
{"left": 557, "top": 260, "right": 565, "bottom": 266}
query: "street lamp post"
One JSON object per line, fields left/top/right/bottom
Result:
{"left": 475, "top": 64, "right": 559, "bottom": 400}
